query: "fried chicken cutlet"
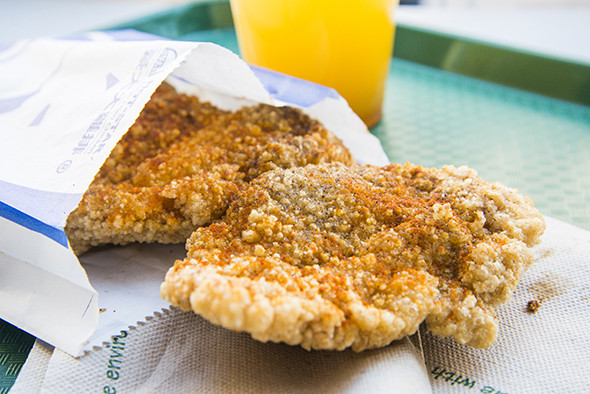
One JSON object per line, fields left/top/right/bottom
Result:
{"left": 65, "top": 84, "right": 354, "bottom": 255}
{"left": 161, "top": 162, "right": 545, "bottom": 351}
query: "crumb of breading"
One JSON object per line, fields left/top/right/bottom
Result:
{"left": 526, "top": 300, "right": 541, "bottom": 313}
{"left": 65, "top": 83, "right": 354, "bottom": 255}
{"left": 161, "top": 162, "right": 545, "bottom": 351}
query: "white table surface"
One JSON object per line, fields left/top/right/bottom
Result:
{"left": 396, "top": 6, "right": 590, "bottom": 65}
{"left": 1, "top": 1, "right": 589, "bottom": 65}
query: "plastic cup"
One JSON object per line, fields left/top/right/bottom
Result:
{"left": 229, "top": 0, "right": 398, "bottom": 128}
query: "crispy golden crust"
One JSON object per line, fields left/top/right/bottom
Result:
{"left": 65, "top": 84, "right": 354, "bottom": 254}
{"left": 161, "top": 163, "right": 545, "bottom": 351}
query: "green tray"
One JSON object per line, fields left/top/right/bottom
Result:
{"left": 3, "top": 0, "right": 590, "bottom": 390}
{"left": 0, "top": 323, "right": 34, "bottom": 393}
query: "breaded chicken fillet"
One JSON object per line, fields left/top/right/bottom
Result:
{"left": 161, "top": 162, "right": 545, "bottom": 351}
{"left": 65, "top": 84, "right": 354, "bottom": 254}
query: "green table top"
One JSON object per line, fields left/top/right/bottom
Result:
{"left": 2, "top": 0, "right": 589, "bottom": 391}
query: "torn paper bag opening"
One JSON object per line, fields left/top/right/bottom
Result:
{"left": 0, "top": 31, "right": 389, "bottom": 356}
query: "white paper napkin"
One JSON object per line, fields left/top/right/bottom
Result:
{"left": 421, "top": 215, "right": 590, "bottom": 393}
{"left": 12, "top": 310, "right": 432, "bottom": 394}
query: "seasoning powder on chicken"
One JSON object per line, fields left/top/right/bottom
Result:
{"left": 161, "top": 162, "right": 545, "bottom": 351}
{"left": 65, "top": 84, "right": 354, "bottom": 255}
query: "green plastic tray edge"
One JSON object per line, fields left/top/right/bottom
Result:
{"left": 394, "top": 23, "right": 590, "bottom": 107}
{"left": 107, "top": 0, "right": 234, "bottom": 38}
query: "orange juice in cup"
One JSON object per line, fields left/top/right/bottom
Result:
{"left": 230, "top": 0, "right": 398, "bottom": 128}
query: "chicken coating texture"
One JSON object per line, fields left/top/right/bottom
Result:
{"left": 161, "top": 162, "right": 545, "bottom": 351}
{"left": 65, "top": 84, "right": 354, "bottom": 254}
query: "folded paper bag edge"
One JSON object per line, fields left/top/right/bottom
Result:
{"left": 0, "top": 217, "right": 98, "bottom": 357}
